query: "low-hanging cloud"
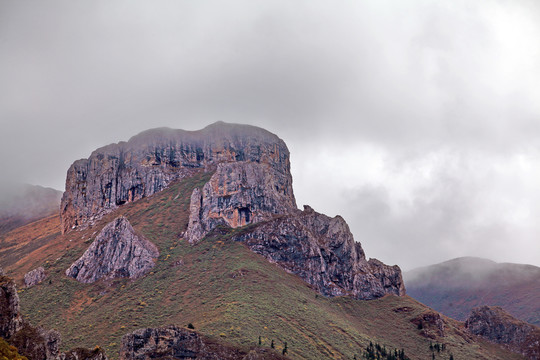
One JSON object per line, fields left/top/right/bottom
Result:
{"left": 1, "top": 0, "right": 539, "bottom": 269}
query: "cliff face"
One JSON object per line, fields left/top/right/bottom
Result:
{"left": 61, "top": 122, "right": 293, "bottom": 234}
{"left": 121, "top": 326, "right": 287, "bottom": 360}
{"left": 231, "top": 206, "right": 405, "bottom": 300}
{"left": 0, "top": 276, "right": 23, "bottom": 339}
{"left": 66, "top": 217, "right": 159, "bottom": 283}
{"left": 466, "top": 306, "right": 540, "bottom": 360}
{"left": 184, "top": 161, "right": 296, "bottom": 244}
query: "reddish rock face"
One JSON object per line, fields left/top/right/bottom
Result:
{"left": 61, "top": 122, "right": 293, "bottom": 234}
{"left": 66, "top": 216, "right": 159, "bottom": 283}
{"left": 184, "top": 161, "right": 296, "bottom": 244}
{"left": 466, "top": 306, "right": 540, "bottom": 360}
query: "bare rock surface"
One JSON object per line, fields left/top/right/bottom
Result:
{"left": 24, "top": 267, "right": 46, "bottom": 288}
{"left": 62, "top": 347, "right": 108, "bottom": 360}
{"left": 410, "top": 311, "right": 446, "bottom": 339}
{"left": 121, "top": 326, "right": 287, "bottom": 360}
{"left": 0, "top": 275, "right": 23, "bottom": 339}
{"left": 10, "top": 324, "right": 61, "bottom": 360}
{"left": 466, "top": 306, "right": 540, "bottom": 359}
{"left": 231, "top": 206, "right": 405, "bottom": 300}
{"left": 61, "top": 122, "right": 293, "bottom": 233}
{"left": 184, "top": 161, "right": 296, "bottom": 244}
{"left": 66, "top": 217, "right": 159, "bottom": 283}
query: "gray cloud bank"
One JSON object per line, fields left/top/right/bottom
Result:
{"left": 1, "top": 0, "right": 539, "bottom": 269}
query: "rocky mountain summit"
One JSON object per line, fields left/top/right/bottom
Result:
{"left": 466, "top": 306, "right": 540, "bottom": 360}
{"left": 66, "top": 216, "right": 159, "bottom": 283}
{"left": 61, "top": 122, "right": 293, "bottom": 234}
{"left": 60, "top": 122, "right": 403, "bottom": 299}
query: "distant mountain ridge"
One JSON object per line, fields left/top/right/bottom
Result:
{"left": 405, "top": 257, "right": 540, "bottom": 326}
{"left": 0, "top": 184, "right": 62, "bottom": 236}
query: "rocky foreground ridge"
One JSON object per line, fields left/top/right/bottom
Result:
{"left": 121, "top": 326, "right": 287, "bottom": 360}
{"left": 466, "top": 306, "right": 540, "bottom": 360}
{"left": 1, "top": 271, "right": 107, "bottom": 360}
{"left": 60, "top": 122, "right": 404, "bottom": 300}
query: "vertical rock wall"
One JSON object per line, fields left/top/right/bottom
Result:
{"left": 61, "top": 122, "right": 294, "bottom": 234}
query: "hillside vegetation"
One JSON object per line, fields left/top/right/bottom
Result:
{"left": 1, "top": 172, "right": 524, "bottom": 360}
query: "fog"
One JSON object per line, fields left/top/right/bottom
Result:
{"left": 1, "top": 0, "right": 539, "bottom": 269}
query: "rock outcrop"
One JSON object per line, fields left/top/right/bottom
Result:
{"left": 231, "top": 206, "right": 405, "bottom": 300}
{"left": 61, "top": 122, "right": 293, "bottom": 233}
{"left": 465, "top": 306, "right": 540, "bottom": 360}
{"left": 0, "top": 274, "right": 107, "bottom": 360}
{"left": 121, "top": 326, "right": 287, "bottom": 360}
{"left": 10, "top": 324, "right": 62, "bottom": 360}
{"left": 66, "top": 217, "right": 159, "bottom": 283}
{"left": 63, "top": 347, "right": 108, "bottom": 360}
{"left": 410, "top": 311, "right": 446, "bottom": 339}
{"left": 0, "top": 276, "right": 23, "bottom": 339}
{"left": 24, "top": 267, "right": 46, "bottom": 288}
{"left": 184, "top": 161, "right": 296, "bottom": 243}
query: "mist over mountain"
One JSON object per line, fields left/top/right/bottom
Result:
{"left": 0, "top": 184, "right": 61, "bottom": 236}
{"left": 405, "top": 257, "right": 540, "bottom": 326}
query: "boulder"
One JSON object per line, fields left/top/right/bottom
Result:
{"left": 24, "top": 267, "right": 46, "bottom": 288}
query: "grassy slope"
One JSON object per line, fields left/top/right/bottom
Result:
{"left": 1, "top": 172, "right": 524, "bottom": 360}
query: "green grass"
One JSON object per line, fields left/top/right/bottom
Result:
{"left": 17, "top": 171, "right": 525, "bottom": 360}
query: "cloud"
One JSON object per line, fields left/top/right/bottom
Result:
{"left": 1, "top": 0, "right": 540, "bottom": 268}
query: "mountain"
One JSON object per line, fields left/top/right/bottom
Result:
{"left": 0, "top": 184, "right": 62, "bottom": 237}
{"left": 0, "top": 122, "right": 528, "bottom": 359}
{"left": 405, "top": 257, "right": 540, "bottom": 326}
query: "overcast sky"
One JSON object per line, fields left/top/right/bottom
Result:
{"left": 1, "top": 0, "right": 539, "bottom": 270}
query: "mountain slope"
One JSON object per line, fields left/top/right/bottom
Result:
{"left": 405, "top": 257, "right": 540, "bottom": 326}
{"left": 1, "top": 172, "right": 522, "bottom": 360}
{"left": 0, "top": 184, "right": 62, "bottom": 237}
